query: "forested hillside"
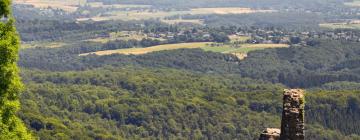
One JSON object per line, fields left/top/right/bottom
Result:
{"left": 11, "top": 0, "right": 360, "bottom": 139}
{"left": 19, "top": 39, "right": 360, "bottom": 88}
{"left": 238, "top": 40, "right": 360, "bottom": 88}
{"left": 15, "top": 37, "right": 360, "bottom": 139}
{"left": 19, "top": 67, "right": 360, "bottom": 139}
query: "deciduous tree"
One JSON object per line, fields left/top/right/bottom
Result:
{"left": 0, "top": 0, "right": 32, "bottom": 139}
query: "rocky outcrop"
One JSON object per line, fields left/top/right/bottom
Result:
{"left": 259, "top": 128, "right": 280, "bottom": 140}
{"left": 259, "top": 89, "right": 305, "bottom": 140}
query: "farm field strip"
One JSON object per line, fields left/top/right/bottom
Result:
{"left": 190, "top": 8, "right": 275, "bottom": 15}
{"left": 80, "top": 41, "right": 288, "bottom": 61}
{"left": 14, "top": 0, "right": 83, "bottom": 12}
{"left": 319, "top": 22, "right": 360, "bottom": 29}
{"left": 80, "top": 42, "right": 212, "bottom": 56}
{"left": 77, "top": 7, "right": 276, "bottom": 22}
{"left": 87, "top": 2, "right": 151, "bottom": 8}
{"left": 15, "top": 0, "right": 150, "bottom": 13}
{"left": 21, "top": 41, "right": 68, "bottom": 49}
{"left": 224, "top": 44, "right": 289, "bottom": 53}
{"left": 344, "top": 0, "right": 360, "bottom": 7}
{"left": 77, "top": 10, "right": 190, "bottom": 21}
{"left": 203, "top": 44, "right": 288, "bottom": 53}
{"left": 161, "top": 19, "right": 204, "bottom": 25}
{"left": 202, "top": 45, "right": 234, "bottom": 53}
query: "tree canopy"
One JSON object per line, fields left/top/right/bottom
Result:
{"left": 0, "top": 0, "right": 32, "bottom": 139}
{"left": 0, "top": 0, "right": 10, "bottom": 17}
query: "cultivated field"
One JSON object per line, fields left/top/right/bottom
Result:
{"left": 319, "top": 23, "right": 360, "bottom": 30}
{"left": 14, "top": 0, "right": 84, "bottom": 12}
{"left": 225, "top": 44, "right": 289, "bottom": 53}
{"left": 80, "top": 40, "right": 288, "bottom": 60}
{"left": 15, "top": 0, "right": 150, "bottom": 13}
{"left": 80, "top": 42, "right": 212, "bottom": 56}
{"left": 21, "top": 41, "right": 67, "bottom": 49}
{"left": 87, "top": 2, "right": 151, "bottom": 8}
{"left": 161, "top": 19, "right": 204, "bottom": 25}
{"left": 80, "top": 34, "right": 287, "bottom": 59}
{"left": 344, "top": 0, "right": 360, "bottom": 7}
{"left": 203, "top": 43, "right": 289, "bottom": 59}
{"left": 77, "top": 7, "right": 275, "bottom": 22}
{"left": 190, "top": 8, "right": 275, "bottom": 15}
{"left": 77, "top": 10, "right": 190, "bottom": 21}
{"left": 202, "top": 43, "right": 289, "bottom": 53}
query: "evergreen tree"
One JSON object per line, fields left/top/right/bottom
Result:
{"left": 0, "top": 0, "right": 32, "bottom": 139}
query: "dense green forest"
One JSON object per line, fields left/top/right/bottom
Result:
{"left": 16, "top": 39, "right": 360, "bottom": 139}
{"left": 9, "top": 0, "right": 360, "bottom": 139}
{"left": 19, "top": 67, "right": 360, "bottom": 139}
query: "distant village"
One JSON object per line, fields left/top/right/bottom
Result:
{"left": 15, "top": 2, "right": 360, "bottom": 47}
{"left": 101, "top": 25, "right": 360, "bottom": 47}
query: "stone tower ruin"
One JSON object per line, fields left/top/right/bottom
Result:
{"left": 259, "top": 89, "right": 305, "bottom": 140}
